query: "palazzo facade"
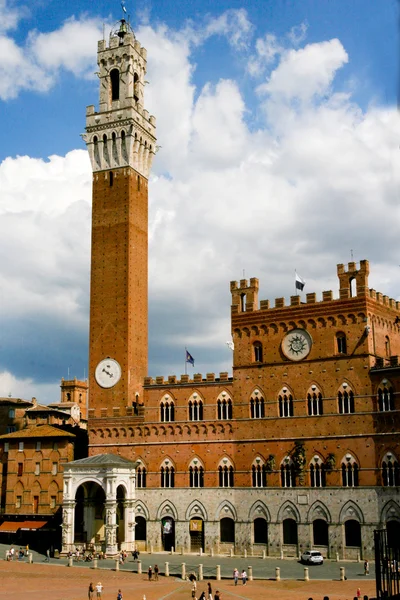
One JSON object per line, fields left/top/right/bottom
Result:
{"left": 62, "top": 22, "right": 400, "bottom": 558}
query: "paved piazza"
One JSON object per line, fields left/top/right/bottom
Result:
{"left": 0, "top": 547, "right": 377, "bottom": 600}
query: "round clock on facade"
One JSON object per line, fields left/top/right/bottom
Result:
{"left": 281, "top": 329, "right": 312, "bottom": 361}
{"left": 95, "top": 358, "right": 122, "bottom": 388}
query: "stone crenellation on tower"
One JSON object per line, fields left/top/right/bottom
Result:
{"left": 84, "top": 21, "right": 156, "bottom": 177}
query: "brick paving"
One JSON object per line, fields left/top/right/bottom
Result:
{"left": 0, "top": 559, "right": 377, "bottom": 600}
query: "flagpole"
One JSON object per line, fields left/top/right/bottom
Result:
{"left": 185, "top": 346, "right": 187, "bottom": 375}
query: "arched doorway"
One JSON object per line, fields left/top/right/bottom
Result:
{"left": 116, "top": 485, "right": 126, "bottom": 547}
{"left": 189, "top": 518, "right": 204, "bottom": 551}
{"left": 135, "top": 516, "right": 147, "bottom": 549}
{"left": 220, "top": 517, "right": 235, "bottom": 544}
{"left": 313, "top": 519, "right": 329, "bottom": 546}
{"left": 161, "top": 517, "right": 175, "bottom": 551}
{"left": 345, "top": 519, "right": 361, "bottom": 548}
{"left": 254, "top": 518, "right": 268, "bottom": 544}
{"left": 74, "top": 482, "right": 106, "bottom": 548}
{"left": 387, "top": 520, "right": 400, "bottom": 548}
{"left": 62, "top": 454, "right": 137, "bottom": 555}
{"left": 283, "top": 518, "right": 298, "bottom": 545}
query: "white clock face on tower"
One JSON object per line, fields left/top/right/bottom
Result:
{"left": 281, "top": 329, "right": 312, "bottom": 361}
{"left": 95, "top": 358, "right": 121, "bottom": 388}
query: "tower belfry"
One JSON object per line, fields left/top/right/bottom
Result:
{"left": 84, "top": 20, "right": 156, "bottom": 415}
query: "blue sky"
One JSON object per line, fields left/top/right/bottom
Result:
{"left": 0, "top": 0, "right": 399, "bottom": 401}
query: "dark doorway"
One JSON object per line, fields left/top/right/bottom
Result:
{"left": 313, "top": 519, "right": 329, "bottom": 546}
{"left": 220, "top": 517, "right": 235, "bottom": 543}
{"left": 387, "top": 520, "right": 400, "bottom": 548}
{"left": 161, "top": 517, "right": 175, "bottom": 551}
{"left": 135, "top": 516, "right": 146, "bottom": 543}
{"left": 189, "top": 518, "right": 204, "bottom": 551}
{"left": 345, "top": 520, "right": 361, "bottom": 547}
{"left": 283, "top": 518, "right": 298, "bottom": 545}
{"left": 254, "top": 518, "right": 268, "bottom": 544}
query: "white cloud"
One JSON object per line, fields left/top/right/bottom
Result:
{"left": 287, "top": 22, "right": 308, "bottom": 46}
{"left": 0, "top": 371, "right": 60, "bottom": 404}
{"left": 203, "top": 8, "right": 253, "bottom": 50}
{"left": 29, "top": 16, "right": 104, "bottom": 78}
{"left": 259, "top": 39, "right": 349, "bottom": 103}
{"left": 248, "top": 33, "right": 283, "bottom": 77}
{"left": 1, "top": 15, "right": 400, "bottom": 394}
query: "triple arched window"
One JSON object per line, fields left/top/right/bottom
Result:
{"left": 281, "top": 457, "right": 295, "bottom": 488}
{"left": 279, "top": 389, "right": 294, "bottom": 417}
{"left": 160, "top": 460, "right": 175, "bottom": 488}
{"left": 338, "top": 385, "right": 354, "bottom": 414}
{"left": 341, "top": 454, "right": 359, "bottom": 487}
{"left": 250, "top": 391, "right": 265, "bottom": 418}
{"left": 309, "top": 456, "right": 326, "bottom": 487}
{"left": 188, "top": 395, "right": 203, "bottom": 421}
{"left": 218, "top": 458, "right": 234, "bottom": 487}
{"left": 378, "top": 384, "right": 394, "bottom": 412}
{"left": 252, "top": 458, "right": 267, "bottom": 487}
{"left": 217, "top": 394, "right": 232, "bottom": 420}
{"left": 189, "top": 459, "right": 204, "bottom": 488}
{"left": 382, "top": 452, "right": 400, "bottom": 487}
{"left": 160, "top": 396, "right": 175, "bottom": 422}
{"left": 307, "top": 386, "right": 323, "bottom": 416}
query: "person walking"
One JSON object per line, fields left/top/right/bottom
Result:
{"left": 117, "top": 589, "right": 122, "bottom": 600}
{"left": 148, "top": 565, "right": 153, "bottom": 581}
{"left": 233, "top": 568, "right": 239, "bottom": 585}
{"left": 95, "top": 582, "right": 103, "bottom": 600}
{"left": 357, "top": 588, "right": 361, "bottom": 598}
{"left": 45, "top": 548, "right": 50, "bottom": 562}
{"left": 207, "top": 581, "right": 213, "bottom": 600}
{"left": 241, "top": 569, "right": 247, "bottom": 585}
{"left": 154, "top": 564, "right": 159, "bottom": 581}
{"left": 191, "top": 579, "right": 197, "bottom": 599}
{"left": 364, "top": 560, "right": 369, "bottom": 575}
{"left": 88, "top": 582, "right": 94, "bottom": 600}
{"left": 214, "top": 591, "right": 221, "bottom": 600}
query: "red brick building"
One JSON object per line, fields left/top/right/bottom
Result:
{"left": 75, "top": 22, "right": 400, "bottom": 559}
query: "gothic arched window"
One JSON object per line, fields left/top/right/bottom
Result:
{"left": 160, "top": 396, "right": 175, "bottom": 422}
{"left": 307, "top": 386, "right": 323, "bottom": 416}
{"left": 217, "top": 393, "right": 232, "bottom": 420}
{"left": 309, "top": 456, "right": 326, "bottom": 488}
{"left": 160, "top": 460, "right": 175, "bottom": 488}
{"left": 280, "top": 457, "right": 295, "bottom": 488}
{"left": 338, "top": 385, "right": 355, "bottom": 414}
{"left": 188, "top": 396, "right": 203, "bottom": 421}
{"left": 251, "top": 457, "right": 267, "bottom": 488}
{"left": 136, "top": 465, "right": 147, "bottom": 488}
{"left": 250, "top": 391, "right": 265, "bottom": 419}
{"left": 279, "top": 390, "right": 294, "bottom": 417}
{"left": 218, "top": 458, "right": 234, "bottom": 488}
{"left": 378, "top": 384, "right": 395, "bottom": 412}
{"left": 382, "top": 452, "right": 400, "bottom": 487}
{"left": 341, "top": 454, "right": 359, "bottom": 487}
{"left": 189, "top": 459, "right": 204, "bottom": 488}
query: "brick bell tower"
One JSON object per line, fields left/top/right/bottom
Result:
{"left": 84, "top": 20, "right": 156, "bottom": 414}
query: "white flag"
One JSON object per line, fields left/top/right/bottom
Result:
{"left": 295, "top": 273, "right": 305, "bottom": 291}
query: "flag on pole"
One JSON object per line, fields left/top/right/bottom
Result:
{"left": 295, "top": 273, "right": 305, "bottom": 291}
{"left": 121, "top": 1, "right": 127, "bottom": 14}
{"left": 226, "top": 341, "right": 234, "bottom": 351}
{"left": 186, "top": 350, "right": 195, "bottom": 366}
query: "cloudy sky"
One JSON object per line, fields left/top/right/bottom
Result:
{"left": 0, "top": 0, "right": 399, "bottom": 402}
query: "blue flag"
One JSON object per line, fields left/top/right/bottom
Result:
{"left": 186, "top": 350, "right": 195, "bottom": 366}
